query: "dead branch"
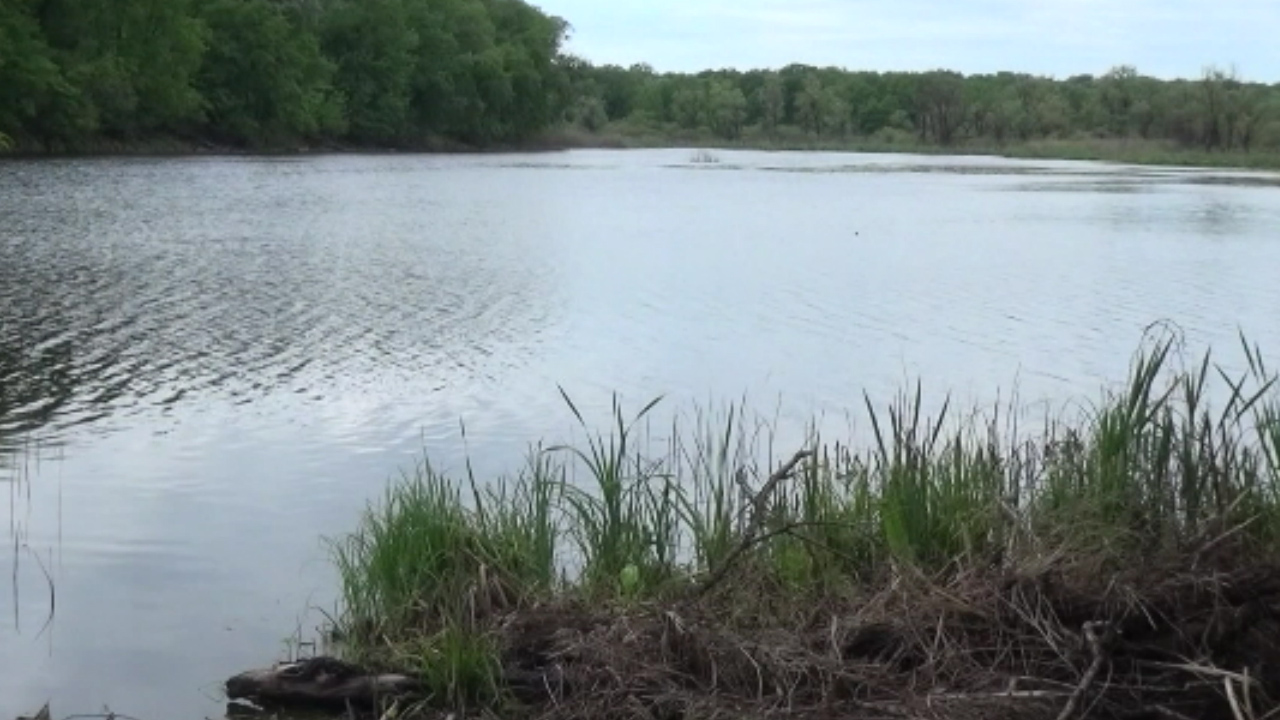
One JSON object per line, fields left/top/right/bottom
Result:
{"left": 926, "top": 689, "right": 1073, "bottom": 702}
{"left": 693, "top": 449, "right": 813, "bottom": 599}
{"left": 1226, "top": 676, "right": 1248, "bottom": 720}
{"left": 1055, "top": 621, "right": 1112, "bottom": 720}
{"left": 1149, "top": 706, "right": 1199, "bottom": 720}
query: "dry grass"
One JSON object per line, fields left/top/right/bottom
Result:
{"left": 494, "top": 558, "right": 1280, "bottom": 720}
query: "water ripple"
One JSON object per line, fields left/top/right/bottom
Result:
{"left": 3, "top": 150, "right": 1280, "bottom": 719}
{"left": 1, "top": 157, "right": 557, "bottom": 443}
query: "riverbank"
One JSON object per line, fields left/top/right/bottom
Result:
{"left": 224, "top": 330, "right": 1280, "bottom": 719}
{"left": 559, "top": 122, "right": 1280, "bottom": 171}
{"left": 5, "top": 124, "right": 1280, "bottom": 173}
{"left": 0, "top": 131, "right": 581, "bottom": 159}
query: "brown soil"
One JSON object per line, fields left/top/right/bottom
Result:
{"left": 227, "top": 545, "right": 1280, "bottom": 720}
{"left": 486, "top": 556, "right": 1280, "bottom": 720}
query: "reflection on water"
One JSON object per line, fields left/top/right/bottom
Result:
{"left": 2, "top": 149, "right": 1280, "bottom": 718}
{"left": 0, "top": 157, "right": 558, "bottom": 443}
{"left": 1082, "top": 189, "right": 1260, "bottom": 238}
{"left": 1006, "top": 180, "right": 1158, "bottom": 193}
{"left": 1187, "top": 199, "right": 1255, "bottom": 237}
{"left": 2, "top": 436, "right": 59, "bottom": 664}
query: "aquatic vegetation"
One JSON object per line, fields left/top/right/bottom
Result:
{"left": 328, "top": 329, "right": 1280, "bottom": 719}
{"left": 688, "top": 149, "right": 722, "bottom": 164}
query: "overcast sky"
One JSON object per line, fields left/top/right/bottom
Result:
{"left": 533, "top": 0, "right": 1277, "bottom": 81}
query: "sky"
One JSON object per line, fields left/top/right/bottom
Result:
{"left": 532, "top": 0, "right": 1278, "bottom": 81}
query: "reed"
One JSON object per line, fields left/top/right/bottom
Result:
{"left": 329, "top": 329, "right": 1280, "bottom": 715}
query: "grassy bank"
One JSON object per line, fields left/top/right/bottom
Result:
{"left": 558, "top": 122, "right": 1280, "bottom": 171}
{"left": 316, "top": 330, "right": 1280, "bottom": 720}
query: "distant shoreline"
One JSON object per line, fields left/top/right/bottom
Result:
{"left": 5, "top": 127, "right": 1280, "bottom": 173}
{"left": 553, "top": 126, "right": 1280, "bottom": 172}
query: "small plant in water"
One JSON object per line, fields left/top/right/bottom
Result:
{"left": 689, "top": 149, "right": 721, "bottom": 164}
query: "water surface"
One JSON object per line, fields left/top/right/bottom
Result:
{"left": 3, "top": 149, "right": 1280, "bottom": 718}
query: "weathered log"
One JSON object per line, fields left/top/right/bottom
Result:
{"left": 225, "top": 657, "right": 420, "bottom": 709}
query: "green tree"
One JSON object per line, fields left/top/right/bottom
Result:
{"left": 915, "top": 70, "right": 967, "bottom": 144}
{"left": 822, "top": 87, "right": 849, "bottom": 136}
{"left": 322, "top": 0, "right": 416, "bottom": 143}
{"left": 672, "top": 81, "right": 704, "bottom": 129}
{"left": 571, "top": 95, "right": 608, "bottom": 131}
{"left": 194, "top": 0, "right": 345, "bottom": 146}
{"left": 1099, "top": 65, "right": 1140, "bottom": 136}
{"left": 0, "top": 0, "right": 72, "bottom": 144}
{"left": 487, "top": 0, "right": 570, "bottom": 139}
{"left": 755, "top": 72, "right": 785, "bottom": 135}
{"left": 1197, "top": 66, "right": 1238, "bottom": 150}
{"left": 795, "top": 74, "right": 827, "bottom": 135}
{"left": 399, "top": 0, "right": 567, "bottom": 144}
{"left": 631, "top": 75, "right": 670, "bottom": 126}
{"left": 35, "top": 0, "right": 206, "bottom": 138}
{"left": 706, "top": 79, "right": 746, "bottom": 139}
{"left": 7, "top": 1, "right": 1280, "bottom": 156}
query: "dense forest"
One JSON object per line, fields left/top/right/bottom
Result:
{"left": 2, "top": 0, "right": 1280, "bottom": 155}
{"left": 0, "top": 0, "right": 570, "bottom": 150}
{"left": 563, "top": 62, "right": 1280, "bottom": 155}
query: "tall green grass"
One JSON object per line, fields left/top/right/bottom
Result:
{"left": 328, "top": 450, "right": 560, "bottom": 708}
{"left": 330, "top": 331, "right": 1280, "bottom": 709}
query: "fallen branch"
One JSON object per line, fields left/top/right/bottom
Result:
{"left": 693, "top": 449, "right": 813, "bottom": 599}
{"left": 1055, "top": 621, "right": 1113, "bottom": 720}
{"left": 225, "top": 657, "right": 420, "bottom": 710}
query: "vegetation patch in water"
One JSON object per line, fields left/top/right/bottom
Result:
{"left": 299, "top": 330, "right": 1280, "bottom": 720}
{"left": 688, "top": 149, "right": 722, "bottom": 164}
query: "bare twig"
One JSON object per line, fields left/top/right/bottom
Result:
{"left": 1151, "top": 661, "right": 1258, "bottom": 687}
{"left": 1245, "top": 668, "right": 1257, "bottom": 720}
{"left": 926, "top": 689, "right": 1073, "bottom": 701}
{"left": 1055, "top": 621, "right": 1112, "bottom": 720}
{"left": 693, "top": 449, "right": 813, "bottom": 599}
{"left": 1226, "top": 676, "right": 1249, "bottom": 720}
{"left": 1192, "top": 516, "right": 1257, "bottom": 570}
{"left": 1149, "top": 705, "right": 1199, "bottom": 720}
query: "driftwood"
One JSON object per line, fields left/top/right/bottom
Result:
{"left": 225, "top": 657, "right": 420, "bottom": 710}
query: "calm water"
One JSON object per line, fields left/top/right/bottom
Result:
{"left": 2, "top": 149, "right": 1280, "bottom": 718}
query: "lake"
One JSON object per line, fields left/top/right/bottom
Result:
{"left": 3, "top": 148, "right": 1280, "bottom": 718}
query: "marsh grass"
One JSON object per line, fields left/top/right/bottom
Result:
{"left": 329, "top": 329, "right": 1280, "bottom": 716}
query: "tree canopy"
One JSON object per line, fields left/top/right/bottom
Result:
{"left": 561, "top": 61, "right": 1280, "bottom": 153}
{"left": 0, "top": 0, "right": 570, "bottom": 149}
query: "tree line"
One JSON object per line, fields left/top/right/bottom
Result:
{"left": 564, "top": 62, "right": 1280, "bottom": 153}
{"left": 3, "top": 0, "right": 1278, "bottom": 154}
{"left": 0, "top": 0, "right": 570, "bottom": 150}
